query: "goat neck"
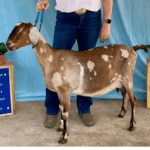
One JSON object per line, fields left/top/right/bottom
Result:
{"left": 33, "top": 35, "right": 54, "bottom": 69}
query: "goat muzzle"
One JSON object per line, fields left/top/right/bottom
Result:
{"left": 6, "top": 41, "right": 15, "bottom": 51}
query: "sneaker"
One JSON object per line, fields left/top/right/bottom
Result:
{"left": 79, "top": 113, "right": 95, "bottom": 127}
{"left": 44, "top": 115, "right": 57, "bottom": 128}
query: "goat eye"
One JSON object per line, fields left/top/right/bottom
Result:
{"left": 21, "top": 30, "right": 26, "bottom": 33}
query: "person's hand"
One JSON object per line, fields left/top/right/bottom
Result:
{"left": 99, "top": 22, "right": 111, "bottom": 43}
{"left": 36, "top": 1, "right": 50, "bottom": 12}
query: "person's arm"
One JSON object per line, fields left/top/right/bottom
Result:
{"left": 36, "top": 0, "right": 49, "bottom": 12}
{"left": 99, "top": 0, "right": 113, "bottom": 43}
{"left": 103, "top": 0, "right": 113, "bottom": 22}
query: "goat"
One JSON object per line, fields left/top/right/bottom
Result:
{"left": 6, "top": 22, "right": 148, "bottom": 144}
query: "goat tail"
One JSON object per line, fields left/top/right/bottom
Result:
{"left": 133, "top": 44, "right": 149, "bottom": 53}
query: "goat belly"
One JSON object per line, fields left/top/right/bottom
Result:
{"left": 72, "top": 81, "right": 122, "bottom": 97}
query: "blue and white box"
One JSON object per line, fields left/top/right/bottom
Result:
{"left": 0, "top": 60, "right": 15, "bottom": 116}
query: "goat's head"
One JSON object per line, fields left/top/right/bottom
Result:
{"left": 6, "top": 22, "right": 40, "bottom": 51}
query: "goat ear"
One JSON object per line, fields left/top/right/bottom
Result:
{"left": 27, "top": 23, "right": 34, "bottom": 28}
{"left": 29, "top": 26, "right": 41, "bottom": 48}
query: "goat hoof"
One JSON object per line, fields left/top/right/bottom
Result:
{"left": 128, "top": 126, "right": 135, "bottom": 131}
{"left": 58, "top": 138, "right": 67, "bottom": 144}
{"left": 57, "top": 128, "right": 63, "bottom": 132}
{"left": 118, "top": 113, "right": 125, "bottom": 118}
{"left": 118, "top": 111, "right": 126, "bottom": 118}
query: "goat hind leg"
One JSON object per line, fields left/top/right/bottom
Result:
{"left": 118, "top": 86, "right": 128, "bottom": 118}
{"left": 57, "top": 89, "right": 70, "bottom": 144}
{"left": 125, "top": 88, "right": 136, "bottom": 131}
{"left": 57, "top": 111, "right": 64, "bottom": 132}
{"left": 128, "top": 93, "right": 136, "bottom": 131}
{"left": 58, "top": 106, "right": 70, "bottom": 144}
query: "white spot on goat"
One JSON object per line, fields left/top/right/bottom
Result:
{"left": 88, "top": 48, "right": 94, "bottom": 51}
{"left": 87, "top": 60, "right": 95, "bottom": 72}
{"left": 59, "top": 120, "right": 64, "bottom": 129}
{"left": 16, "top": 22, "right": 21, "bottom": 26}
{"left": 9, "top": 43, "right": 15, "bottom": 47}
{"left": 78, "top": 62, "right": 84, "bottom": 86}
{"left": 115, "top": 73, "right": 118, "bottom": 76}
{"left": 102, "top": 55, "right": 109, "bottom": 62}
{"left": 119, "top": 75, "right": 121, "bottom": 78}
{"left": 59, "top": 105, "right": 64, "bottom": 112}
{"left": 109, "top": 64, "right": 111, "bottom": 68}
{"left": 40, "top": 48, "right": 43, "bottom": 53}
{"left": 128, "top": 62, "right": 130, "bottom": 65}
{"left": 8, "top": 41, "right": 12, "bottom": 44}
{"left": 121, "top": 49, "right": 129, "bottom": 58}
{"left": 26, "top": 40, "right": 30, "bottom": 44}
{"left": 128, "top": 82, "right": 133, "bottom": 89}
{"left": 64, "top": 132, "right": 68, "bottom": 139}
{"left": 52, "top": 72, "right": 63, "bottom": 88}
{"left": 104, "top": 46, "right": 108, "bottom": 49}
{"left": 111, "top": 77, "right": 116, "bottom": 83}
{"left": 29, "top": 27, "right": 41, "bottom": 47}
{"left": 47, "top": 55, "right": 53, "bottom": 62}
{"left": 61, "top": 66, "right": 64, "bottom": 70}
{"left": 90, "top": 78, "right": 92, "bottom": 80}
{"left": 61, "top": 58, "right": 64, "bottom": 61}
{"left": 133, "top": 50, "right": 137, "bottom": 55}
{"left": 19, "top": 27, "right": 23, "bottom": 33}
{"left": 109, "top": 56, "right": 113, "bottom": 58}
{"left": 94, "top": 71, "right": 97, "bottom": 76}
{"left": 72, "top": 62, "right": 84, "bottom": 94}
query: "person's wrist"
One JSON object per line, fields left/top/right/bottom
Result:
{"left": 103, "top": 22, "right": 111, "bottom": 27}
{"left": 103, "top": 19, "right": 111, "bottom": 24}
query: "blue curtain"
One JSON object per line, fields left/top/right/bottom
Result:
{"left": 0, "top": 0, "right": 150, "bottom": 102}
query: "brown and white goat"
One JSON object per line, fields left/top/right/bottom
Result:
{"left": 6, "top": 22, "right": 148, "bottom": 144}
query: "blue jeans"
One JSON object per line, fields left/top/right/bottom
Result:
{"left": 45, "top": 9, "right": 102, "bottom": 115}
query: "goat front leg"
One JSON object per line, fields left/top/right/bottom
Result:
{"left": 57, "top": 87, "right": 70, "bottom": 144}
{"left": 57, "top": 113, "right": 64, "bottom": 132}
{"left": 118, "top": 86, "right": 128, "bottom": 118}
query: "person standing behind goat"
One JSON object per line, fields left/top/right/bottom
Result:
{"left": 36, "top": 0, "right": 113, "bottom": 128}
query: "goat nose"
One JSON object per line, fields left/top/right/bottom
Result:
{"left": 6, "top": 41, "right": 11, "bottom": 47}
{"left": 6, "top": 41, "right": 9, "bottom": 46}
{"left": 6, "top": 41, "right": 11, "bottom": 49}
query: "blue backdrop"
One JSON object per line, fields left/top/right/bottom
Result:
{"left": 0, "top": 0, "right": 150, "bottom": 102}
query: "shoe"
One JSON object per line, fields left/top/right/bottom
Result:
{"left": 79, "top": 113, "right": 95, "bottom": 127}
{"left": 44, "top": 115, "right": 57, "bottom": 128}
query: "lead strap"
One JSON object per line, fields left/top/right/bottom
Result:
{"left": 35, "top": 9, "right": 45, "bottom": 32}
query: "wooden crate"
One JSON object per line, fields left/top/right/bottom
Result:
{"left": 0, "top": 60, "right": 15, "bottom": 116}
{"left": 147, "top": 58, "right": 150, "bottom": 108}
